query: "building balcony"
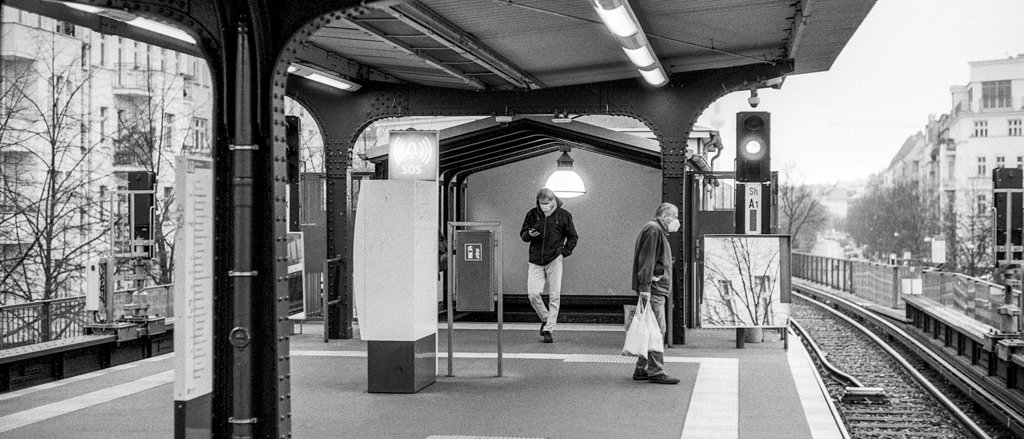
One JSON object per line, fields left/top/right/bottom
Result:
{"left": 112, "top": 67, "right": 153, "bottom": 97}
{"left": 112, "top": 145, "right": 151, "bottom": 170}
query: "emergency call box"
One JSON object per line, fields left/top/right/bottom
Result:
{"left": 453, "top": 230, "right": 495, "bottom": 312}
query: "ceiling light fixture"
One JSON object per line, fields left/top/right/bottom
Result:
{"left": 288, "top": 63, "right": 361, "bottom": 92}
{"left": 57, "top": 1, "right": 196, "bottom": 44}
{"left": 591, "top": 0, "right": 669, "bottom": 87}
{"left": 544, "top": 145, "right": 586, "bottom": 198}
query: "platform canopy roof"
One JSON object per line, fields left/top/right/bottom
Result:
{"left": 303, "top": 0, "right": 877, "bottom": 90}
{"left": 14, "top": 0, "right": 877, "bottom": 91}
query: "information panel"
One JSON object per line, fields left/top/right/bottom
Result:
{"left": 174, "top": 156, "right": 214, "bottom": 401}
{"left": 388, "top": 130, "right": 439, "bottom": 181}
{"left": 700, "top": 234, "right": 791, "bottom": 328}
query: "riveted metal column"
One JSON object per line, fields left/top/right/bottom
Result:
{"left": 324, "top": 139, "right": 352, "bottom": 339}
{"left": 662, "top": 136, "right": 688, "bottom": 346}
{"left": 228, "top": 21, "right": 257, "bottom": 439}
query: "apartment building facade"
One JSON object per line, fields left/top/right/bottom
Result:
{"left": 0, "top": 6, "right": 211, "bottom": 302}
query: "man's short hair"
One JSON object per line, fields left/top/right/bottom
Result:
{"left": 656, "top": 202, "right": 678, "bottom": 218}
{"left": 536, "top": 188, "right": 556, "bottom": 202}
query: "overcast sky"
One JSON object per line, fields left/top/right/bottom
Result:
{"left": 695, "top": 0, "right": 1024, "bottom": 185}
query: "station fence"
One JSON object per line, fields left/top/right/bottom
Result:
{"left": 792, "top": 252, "right": 1022, "bottom": 332}
{"left": 920, "top": 271, "right": 1019, "bottom": 331}
{"left": 791, "top": 253, "right": 916, "bottom": 309}
{"left": 0, "top": 284, "right": 174, "bottom": 350}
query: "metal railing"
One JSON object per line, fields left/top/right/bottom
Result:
{"left": 0, "top": 296, "right": 87, "bottom": 349}
{"left": 791, "top": 253, "right": 916, "bottom": 309}
{"left": 793, "top": 252, "right": 1022, "bottom": 332}
{"left": 920, "top": 270, "right": 1020, "bottom": 331}
{"left": 0, "top": 284, "right": 174, "bottom": 350}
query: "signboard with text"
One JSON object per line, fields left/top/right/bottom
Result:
{"left": 743, "top": 183, "right": 763, "bottom": 234}
{"left": 388, "top": 130, "right": 439, "bottom": 181}
{"left": 173, "top": 156, "right": 214, "bottom": 402}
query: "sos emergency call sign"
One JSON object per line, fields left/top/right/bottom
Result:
{"left": 388, "top": 130, "right": 439, "bottom": 181}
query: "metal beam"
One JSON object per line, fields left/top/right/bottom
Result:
{"left": 379, "top": 1, "right": 544, "bottom": 90}
{"left": 341, "top": 16, "right": 487, "bottom": 90}
{"left": 294, "top": 42, "right": 400, "bottom": 84}
{"left": 6, "top": 0, "right": 203, "bottom": 57}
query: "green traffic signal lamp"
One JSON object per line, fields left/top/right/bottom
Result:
{"left": 735, "top": 111, "right": 770, "bottom": 182}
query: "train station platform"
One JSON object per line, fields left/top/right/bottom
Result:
{"left": 0, "top": 323, "right": 844, "bottom": 439}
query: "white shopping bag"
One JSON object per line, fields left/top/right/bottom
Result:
{"left": 646, "top": 302, "right": 664, "bottom": 353}
{"left": 622, "top": 298, "right": 650, "bottom": 357}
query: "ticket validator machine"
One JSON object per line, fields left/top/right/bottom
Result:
{"left": 446, "top": 222, "right": 503, "bottom": 377}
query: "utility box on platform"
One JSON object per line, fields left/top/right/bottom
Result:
{"left": 353, "top": 180, "right": 438, "bottom": 393}
{"left": 453, "top": 229, "right": 497, "bottom": 312}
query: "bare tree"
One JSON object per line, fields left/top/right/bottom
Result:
{"left": 113, "top": 62, "right": 210, "bottom": 284}
{"left": 0, "top": 31, "right": 108, "bottom": 302}
{"left": 778, "top": 165, "right": 834, "bottom": 250}
{"left": 947, "top": 181, "right": 992, "bottom": 277}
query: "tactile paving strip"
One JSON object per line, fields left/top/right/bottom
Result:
{"left": 562, "top": 354, "right": 637, "bottom": 364}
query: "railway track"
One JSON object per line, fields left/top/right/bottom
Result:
{"left": 791, "top": 288, "right": 1019, "bottom": 439}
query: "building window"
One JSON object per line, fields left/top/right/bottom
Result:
{"left": 55, "top": 20, "right": 75, "bottom": 36}
{"left": 99, "top": 107, "right": 108, "bottom": 139}
{"left": 189, "top": 117, "right": 209, "bottom": 151}
{"left": 997, "top": 156, "right": 1006, "bottom": 168}
{"left": 982, "top": 80, "right": 1012, "bottom": 109}
{"left": 977, "top": 156, "right": 986, "bottom": 176}
{"left": 1010, "top": 119, "right": 1022, "bottom": 136}
{"left": 977, "top": 194, "right": 988, "bottom": 215}
{"left": 973, "top": 120, "right": 988, "bottom": 137}
{"left": 1018, "top": 156, "right": 1023, "bottom": 169}
{"left": 100, "top": 38, "right": 106, "bottom": 66}
{"left": 162, "top": 113, "right": 174, "bottom": 147}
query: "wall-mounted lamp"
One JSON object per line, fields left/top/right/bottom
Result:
{"left": 544, "top": 145, "right": 586, "bottom": 198}
{"left": 591, "top": 0, "right": 669, "bottom": 87}
{"left": 55, "top": 1, "right": 196, "bottom": 44}
{"left": 288, "top": 63, "right": 361, "bottom": 92}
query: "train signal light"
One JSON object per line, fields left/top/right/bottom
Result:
{"left": 735, "top": 111, "right": 770, "bottom": 182}
{"left": 285, "top": 116, "right": 300, "bottom": 184}
{"left": 993, "top": 167, "right": 1023, "bottom": 266}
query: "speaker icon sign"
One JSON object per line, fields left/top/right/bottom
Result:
{"left": 388, "top": 130, "right": 439, "bottom": 181}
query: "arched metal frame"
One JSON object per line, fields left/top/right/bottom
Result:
{"left": 18, "top": 1, "right": 794, "bottom": 436}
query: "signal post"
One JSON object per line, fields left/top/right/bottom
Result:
{"left": 734, "top": 111, "right": 771, "bottom": 348}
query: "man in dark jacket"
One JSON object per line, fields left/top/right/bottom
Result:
{"left": 520, "top": 188, "right": 578, "bottom": 343}
{"left": 630, "top": 202, "right": 680, "bottom": 384}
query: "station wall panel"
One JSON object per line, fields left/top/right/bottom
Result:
{"left": 466, "top": 148, "right": 660, "bottom": 297}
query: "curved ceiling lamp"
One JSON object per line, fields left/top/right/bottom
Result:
{"left": 591, "top": 0, "right": 668, "bottom": 87}
{"left": 545, "top": 145, "right": 586, "bottom": 198}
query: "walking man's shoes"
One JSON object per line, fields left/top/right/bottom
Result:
{"left": 648, "top": 374, "right": 680, "bottom": 384}
{"left": 542, "top": 331, "right": 553, "bottom": 343}
{"left": 632, "top": 370, "right": 649, "bottom": 381}
{"left": 540, "top": 322, "right": 546, "bottom": 335}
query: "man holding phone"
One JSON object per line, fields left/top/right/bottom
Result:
{"left": 520, "top": 188, "right": 578, "bottom": 343}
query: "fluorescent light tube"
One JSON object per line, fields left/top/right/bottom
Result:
{"left": 63, "top": 3, "right": 103, "bottom": 13}
{"left": 594, "top": 4, "right": 638, "bottom": 38}
{"left": 307, "top": 73, "right": 354, "bottom": 90}
{"left": 623, "top": 46, "right": 654, "bottom": 68}
{"left": 639, "top": 68, "right": 667, "bottom": 86}
{"left": 127, "top": 17, "right": 196, "bottom": 44}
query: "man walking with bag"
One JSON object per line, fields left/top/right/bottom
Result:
{"left": 629, "top": 202, "right": 681, "bottom": 384}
